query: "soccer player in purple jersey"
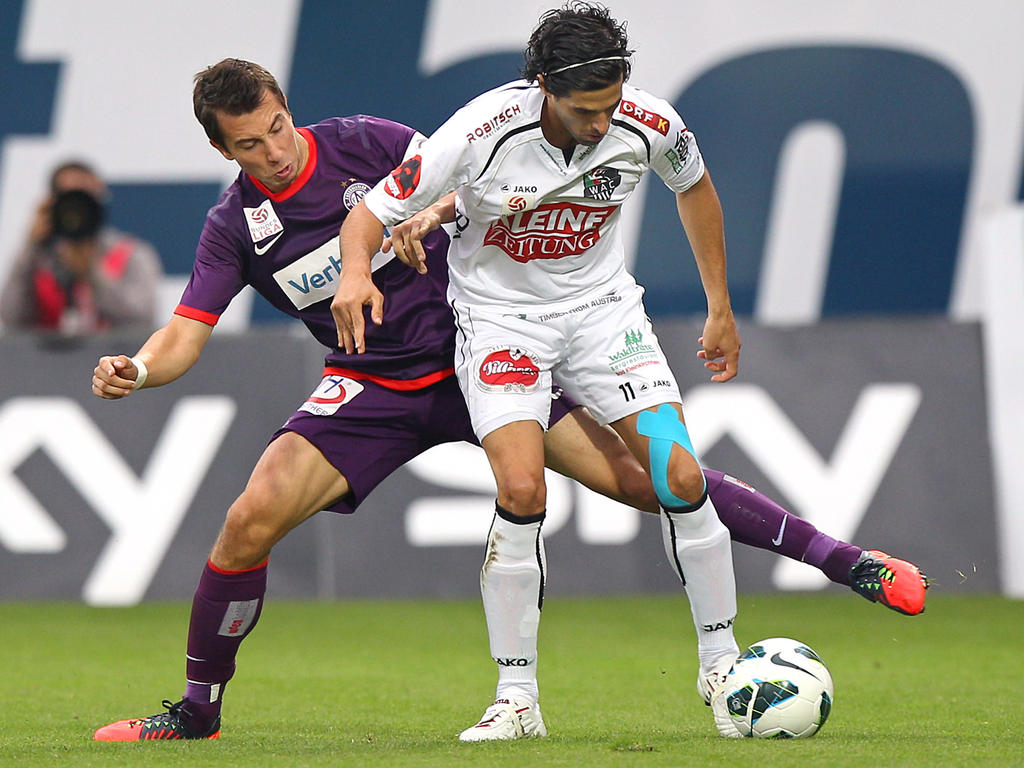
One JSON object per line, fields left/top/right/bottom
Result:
{"left": 90, "top": 58, "right": 925, "bottom": 742}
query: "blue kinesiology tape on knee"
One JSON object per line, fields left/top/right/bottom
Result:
{"left": 636, "top": 404, "right": 705, "bottom": 508}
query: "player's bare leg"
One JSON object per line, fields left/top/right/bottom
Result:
{"left": 94, "top": 432, "right": 350, "bottom": 741}
{"left": 208, "top": 432, "right": 351, "bottom": 570}
{"left": 543, "top": 406, "right": 659, "bottom": 512}
{"left": 461, "top": 420, "right": 549, "bottom": 741}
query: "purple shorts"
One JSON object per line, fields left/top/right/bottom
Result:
{"left": 273, "top": 374, "right": 575, "bottom": 514}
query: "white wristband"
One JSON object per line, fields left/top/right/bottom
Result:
{"left": 130, "top": 356, "right": 149, "bottom": 389}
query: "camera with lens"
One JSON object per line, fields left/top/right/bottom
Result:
{"left": 51, "top": 189, "right": 105, "bottom": 241}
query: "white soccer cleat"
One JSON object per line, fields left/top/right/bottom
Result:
{"left": 458, "top": 697, "right": 548, "bottom": 742}
{"left": 697, "top": 656, "right": 744, "bottom": 738}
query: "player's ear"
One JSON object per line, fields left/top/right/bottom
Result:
{"left": 536, "top": 75, "right": 557, "bottom": 106}
{"left": 210, "top": 140, "right": 234, "bottom": 162}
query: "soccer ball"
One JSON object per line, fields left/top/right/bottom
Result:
{"left": 722, "top": 637, "right": 834, "bottom": 738}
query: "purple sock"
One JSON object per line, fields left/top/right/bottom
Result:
{"left": 182, "top": 559, "right": 267, "bottom": 729}
{"left": 704, "top": 470, "right": 861, "bottom": 585}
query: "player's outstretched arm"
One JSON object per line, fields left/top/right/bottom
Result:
{"left": 676, "top": 171, "right": 740, "bottom": 382}
{"left": 334, "top": 201, "right": 387, "bottom": 353}
{"left": 91, "top": 314, "right": 213, "bottom": 399}
{"left": 383, "top": 192, "right": 456, "bottom": 268}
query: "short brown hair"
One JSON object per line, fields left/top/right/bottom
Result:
{"left": 192, "top": 58, "right": 288, "bottom": 145}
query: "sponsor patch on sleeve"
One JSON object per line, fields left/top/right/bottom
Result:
{"left": 618, "top": 100, "right": 670, "bottom": 135}
{"left": 384, "top": 155, "right": 422, "bottom": 199}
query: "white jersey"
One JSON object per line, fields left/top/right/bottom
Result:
{"left": 363, "top": 80, "right": 705, "bottom": 311}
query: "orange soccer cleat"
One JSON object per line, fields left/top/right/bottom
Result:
{"left": 849, "top": 550, "right": 929, "bottom": 615}
{"left": 94, "top": 699, "right": 220, "bottom": 741}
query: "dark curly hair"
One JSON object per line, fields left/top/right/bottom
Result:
{"left": 193, "top": 58, "right": 289, "bottom": 146}
{"left": 522, "top": 2, "right": 633, "bottom": 97}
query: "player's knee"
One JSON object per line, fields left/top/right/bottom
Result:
{"left": 636, "top": 403, "right": 706, "bottom": 509}
{"left": 496, "top": 472, "right": 547, "bottom": 517}
{"left": 619, "top": 463, "right": 660, "bottom": 514}
{"left": 665, "top": 455, "right": 706, "bottom": 505}
{"left": 217, "top": 493, "right": 285, "bottom": 565}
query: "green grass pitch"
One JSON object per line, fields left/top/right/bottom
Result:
{"left": 1, "top": 594, "right": 1021, "bottom": 767}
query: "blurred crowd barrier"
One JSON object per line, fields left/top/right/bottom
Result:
{"left": 0, "top": 319, "right": 1004, "bottom": 604}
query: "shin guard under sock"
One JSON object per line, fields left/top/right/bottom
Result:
{"left": 481, "top": 503, "right": 545, "bottom": 703}
{"left": 183, "top": 559, "right": 267, "bottom": 729}
{"left": 661, "top": 495, "right": 739, "bottom": 668}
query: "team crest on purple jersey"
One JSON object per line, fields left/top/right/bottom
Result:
{"left": 343, "top": 181, "right": 371, "bottom": 210}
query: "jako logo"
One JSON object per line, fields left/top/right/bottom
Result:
{"left": 702, "top": 617, "right": 735, "bottom": 632}
{"left": 495, "top": 657, "right": 530, "bottom": 666}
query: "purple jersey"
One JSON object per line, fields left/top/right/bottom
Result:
{"left": 177, "top": 115, "right": 454, "bottom": 385}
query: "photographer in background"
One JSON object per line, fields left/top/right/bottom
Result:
{"left": 0, "top": 160, "right": 163, "bottom": 335}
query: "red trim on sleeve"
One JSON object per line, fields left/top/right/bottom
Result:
{"left": 174, "top": 304, "right": 220, "bottom": 326}
{"left": 207, "top": 558, "right": 268, "bottom": 575}
{"left": 248, "top": 127, "right": 318, "bottom": 202}
{"left": 101, "top": 239, "right": 135, "bottom": 279}
{"left": 323, "top": 365, "right": 455, "bottom": 391}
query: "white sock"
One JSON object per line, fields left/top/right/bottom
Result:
{"left": 661, "top": 495, "right": 739, "bottom": 668}
{"left": 481, "top": 506, "right": 545, "bottom": 704}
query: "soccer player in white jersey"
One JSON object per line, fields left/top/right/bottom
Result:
{"left": 336, "top": 1, "right": 747, "bottom": 739}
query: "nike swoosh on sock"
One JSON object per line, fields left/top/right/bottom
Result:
{"left": 772, "top": 516, "right": 787, "bottom": 546}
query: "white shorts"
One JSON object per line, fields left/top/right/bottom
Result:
{"left": 453, "top": 282, "right": 683, "bottom": 440}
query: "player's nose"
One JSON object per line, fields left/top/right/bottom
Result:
{"left": 265, "top": 141, "right": 285, "bottom": 164}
